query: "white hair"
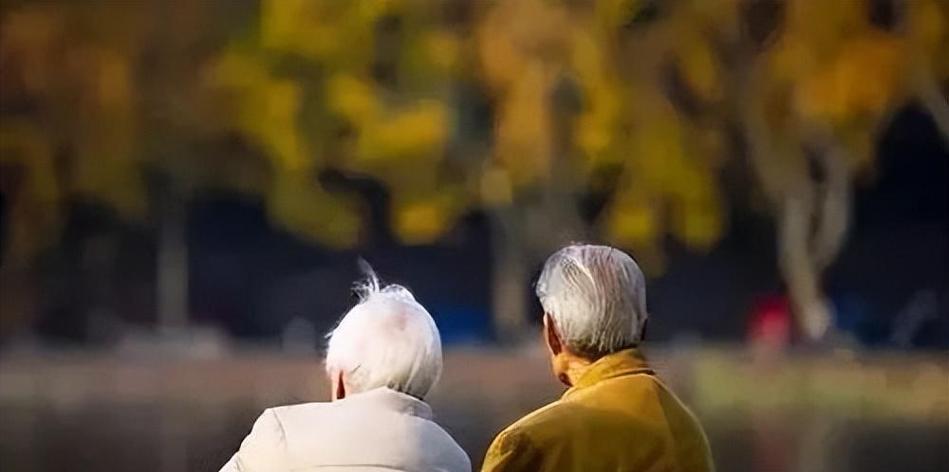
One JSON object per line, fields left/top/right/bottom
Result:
{"left": 536, "top": 244, "right": 648, "bottom": 358}
{"left": 325, "top": 266, "right": 442, "bottom": 399}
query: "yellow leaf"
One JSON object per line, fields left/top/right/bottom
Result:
{"left": 493, "top": 65, "right": 552, "bottom": 185}
{"left": 424, "top": 30, "right": 460, "bottom": 72}
{"left": 595, "top": 0, "right": 642, "bottom": 29}
{"left": 908, "top": 0, "right": 945, "bottom": 52}
{"left": 261, "top": 0, "right": 337, "bottom": 58}
{"left": 480, "top": 166, "right": 514, "bottom": 207}
{"left": 391, "top": 191, "right": 461, "bottom": 245}
{"left": 358, "top": 100, "right": 448, "bottom": 160}
{"left": 677, "top": 33, "right": 722, "bottom": 102}
{"left": 673, "top": 197, "right": 723, "bottom": 249}
{"left": 603, "top": 190, "right": 658, "bottom": 247}
{"left": 796, "top": 34, "right": 905, "bottom": 123}
{"left": 327, "top": 74, "right": 379, "bottom": 125}
{"left": 268, "top": 173, "right": 361, "bottom": 248}
{"left": 0, "top": 123, "right": 61, "bottom": 260}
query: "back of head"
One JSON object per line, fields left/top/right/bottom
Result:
{"left": 536, "top": 244, "right": 648, "bottom": 359}
{"left": 325, "top": 268, "right": 442, "bottom": 399}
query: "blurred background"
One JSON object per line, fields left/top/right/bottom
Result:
{"left": 0, "top": 0, "right": 947, "bottom": 470}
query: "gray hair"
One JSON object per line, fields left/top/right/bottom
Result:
{"left": 536, "top": 244, "right": 648, "bottom": 358}
{"left": 325, "top": 266, "right": 442, "bottom": 399}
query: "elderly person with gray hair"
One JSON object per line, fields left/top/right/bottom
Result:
{"left": 482, "top": 244, "right": 713, "bottom": 472}
{"left": 220, "top": 269, "right": 470, "bottom": 472}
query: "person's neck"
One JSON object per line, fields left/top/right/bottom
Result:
{"left": 559, "top": 351, "right": 595, "bottom": 386}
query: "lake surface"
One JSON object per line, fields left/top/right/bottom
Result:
{"left": 1, "top": 347, "right": 946, "bottom": 471}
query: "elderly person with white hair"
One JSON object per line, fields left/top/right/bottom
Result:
{"left": 482, "top": 244, "right": 713, "bottom": 472}
{"left": 220, "top": 269, "right": 471, "bottom": 472}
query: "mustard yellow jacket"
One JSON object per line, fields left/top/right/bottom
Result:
{"left": 482, "top": 349, "right": 713, "bottom": 472}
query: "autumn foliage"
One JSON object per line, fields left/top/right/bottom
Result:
{"left": 2, "top": 0, "right": 946, "bottom": 339}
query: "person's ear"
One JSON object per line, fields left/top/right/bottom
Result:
{"left": 543, "top": 313, "right": 563, "bottom": 356}
{"left": 334, "top": 371, "right": 346, "bottom": 400}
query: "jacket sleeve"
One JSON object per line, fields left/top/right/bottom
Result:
{"left": 480, "top": 429, "right": 542, "bottom": 472}
{"left": 219, "top": 409, "right": 287, "bottom": 472}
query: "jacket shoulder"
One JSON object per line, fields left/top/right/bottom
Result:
{"left": 494, "top": 398, "right": 583, "bottom": 446}
{"left": 268, "top": 400, "right": 471, "bottom": 472}
{"left": 267, "top": 402, "right": 330, "bottom": 423}
{"left": 226, "top": 408, "right": 289, "bottom": 472}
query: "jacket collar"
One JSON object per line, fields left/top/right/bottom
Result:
{"left": 563, "top": 348, "right": 654, "bottom": 398}
{"left": 340, "top": 387, "right": 434, "bottom": 420}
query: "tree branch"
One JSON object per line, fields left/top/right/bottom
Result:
{"left": 917, "top": 73, "right": 949, "bottom": 143}
{"left": 810, "top": 141, "right": 852, "bottom": 271}
{"left": 778, "top": 187, "right": 832, "bottom": 341}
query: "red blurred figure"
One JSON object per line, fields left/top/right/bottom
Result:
{"left": 747, "top": 294, "right": 792, "bottom": 351}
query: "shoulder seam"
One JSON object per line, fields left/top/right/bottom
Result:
{"left": 266, "top": 408, "right": 290, "bottom": 449}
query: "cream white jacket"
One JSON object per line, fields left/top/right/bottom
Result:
{"left": 220, "top": 387, "right": 470, "bottom": 472}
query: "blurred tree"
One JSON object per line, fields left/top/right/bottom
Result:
{"left": 730, "top": 0, "right": 948, "bottom": 340}
{"left": 474, "top": 0, "right": 948, "bottom": 341}
{"left": 2, "top": 0, "right": 946, "bottom": 343}
{"left": 0, "top": 3, "right": 147, "bottom": 337}
{"left": 474, "top": 0, "right": 730, "bottom": 338}
{"left": 203, "top": 0, "right": 465, "bottom": 249}
{"left": 0, "top": 1, "right": 255, "bottom": 335}
{"left": 906, "top": 0, "right": 949, "bottom": 139}
{"left": 0, "top": 4, "right": 144, "bottom": 260}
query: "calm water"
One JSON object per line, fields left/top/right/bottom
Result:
{"left": 1, "top": 349, "right": 946, "bottom": 471}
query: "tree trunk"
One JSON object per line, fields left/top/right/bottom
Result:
{"left": 487, "top": 77, "right": 587, "bottom": 343}
{"left": 778, "top": 190, "right": 833, "bottom": 341}
{"left": 739, "top": 79, "right": 851, "bottom": 342}
{"left": 917, "top": 73, "right": 949, "bottom": 142}
{"left": 157, "top": 195, "right": 188, "bottom": 332}
{"left": 810, "top": 147, "right": 851, "bottom": 271}
{"left": 489, "top": 208, "right": 530, "bottom": 343}
{"left": 777, "top": 144, "right": 851, "bottom": 342}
